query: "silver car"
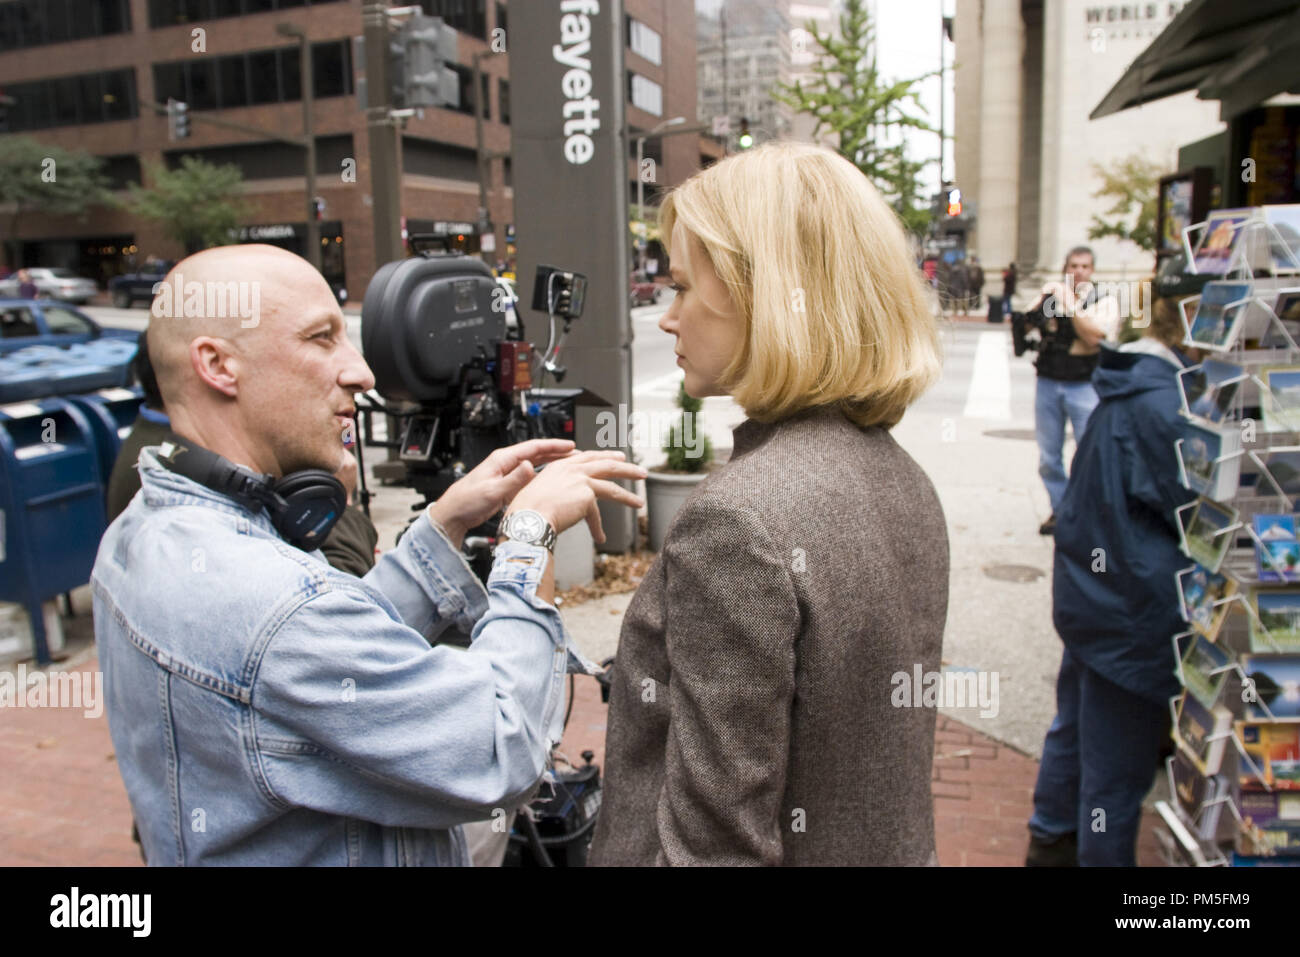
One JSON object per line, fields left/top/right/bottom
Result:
{"left": 0, "top": 267, "right": 98, "bottom": 304}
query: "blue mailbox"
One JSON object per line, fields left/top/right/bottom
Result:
{"left": 66, "top": 386, "right": 144, "bottom": 491}
{"left": 0, "top": 398, "right": 107, "bottom": 664}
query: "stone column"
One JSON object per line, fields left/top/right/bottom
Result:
{"left": 976, "top": 0, "right": 1024, "bottom": 298}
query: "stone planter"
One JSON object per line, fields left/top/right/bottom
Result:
{"left": 645, "top": 469, "right": 709, "bottom": 552}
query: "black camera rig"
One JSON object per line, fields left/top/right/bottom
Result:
{"left": 355, "top": 238, "right": 606, "bottom": 579}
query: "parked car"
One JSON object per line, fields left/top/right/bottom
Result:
{"left": 630, "top": 270, "right": 664, "bottom": 307}
{"left": 0, "top": 267, "right": 98, "bottom": 305}
{"left": 107, "top": 260, "right": 175, "bottom": 308}
{"left": 0, "top": 299, "right": 140, "bottom": 355}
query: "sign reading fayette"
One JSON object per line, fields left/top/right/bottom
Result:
{"left": 509, "top": 0, "right": 634, "bottom": 550}
{"left": 554, "top": 1, "right": 602, "bottom": 164}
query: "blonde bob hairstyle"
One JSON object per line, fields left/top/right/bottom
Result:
{"left": 659, "top": 141, "right": 942, "bottom": 429}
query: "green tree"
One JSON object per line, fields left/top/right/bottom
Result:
{"left": 774, "top": 0, "right": 935, "bottom": 234}
{"left": 128, "top": 156, "right": 249, "bottom": 255}
{"left": 1087, "top": 154, "right": 1168, "bottom": 254}
{"left": 0, "top": 137, "right": 113, "bottom": 268}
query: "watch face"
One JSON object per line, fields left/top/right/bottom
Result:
{"left": 509, "top": 511, "right": 546, "bottom": 542}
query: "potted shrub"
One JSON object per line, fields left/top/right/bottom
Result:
{"left": 645, "top": 380, "right": 715, "bottom": 551}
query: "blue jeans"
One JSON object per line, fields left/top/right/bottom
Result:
{"left": 1035, "top": 376, "right": 1100, "bottom": 514}
{"left": 1029, "top": 648, "right": 1168, "bottom": 866}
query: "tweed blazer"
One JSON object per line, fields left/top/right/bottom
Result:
{"left": 588, "top": 406, "right": 949, "bottom": 866}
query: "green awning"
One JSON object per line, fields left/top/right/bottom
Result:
{"left": 1091, "top": 0, "right": 1300, "bottom": 121}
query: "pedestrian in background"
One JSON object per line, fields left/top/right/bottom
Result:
{"left": 17, "top": 269, "right": 37, "bottom": 299}
{"left": 967, "top": 256, "right": 985, "bottom": 313}
{"left": 1002, "top": 261, "right": 1018, "bottom": 318}
{"left": 1026, "top": 246, "right": 1119, "bottom": 534}
{"left": 952, "top": 257, "right": 970, "bottom": 317}
{"left": 1027, "top": 295, "right": 1197, "bottom": 866}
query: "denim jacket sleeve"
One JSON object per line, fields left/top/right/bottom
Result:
{"left": 359, "top": 509, "right": 489, "bottom": 641}
{"left": 249, "top": 534, "right": 570, "bottom": 831}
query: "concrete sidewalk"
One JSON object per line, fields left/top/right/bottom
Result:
{"left": 0, "top": 653, "right": 1162, "bottom": 867}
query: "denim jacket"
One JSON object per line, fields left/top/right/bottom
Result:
{"left": 92, "top": 446, "right": 581, "bottom": 866}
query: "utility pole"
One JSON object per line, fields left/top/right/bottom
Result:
{"left": 363, "top": 3, "right": 404, "bottom": 268}
{"left": 634, "top": 116, "right": 686, "bottom": 271}
{"left": 939, "top": 10, "right": 951, "bottom": 186}
{"left": 277, "top": 22, "right": 320, "bottom": 271}
{"left": 473, "top": 49, "right": 491, "bottom": 262}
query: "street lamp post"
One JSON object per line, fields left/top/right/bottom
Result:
{"left": 277, "top": 22, "right": 321, "bottom": 272}
{"left": 635, "top": 115, "right": 686, "bottom": 271}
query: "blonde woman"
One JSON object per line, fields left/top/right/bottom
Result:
{"left": 588, "top": 143, "right": 950, "bottom": 866}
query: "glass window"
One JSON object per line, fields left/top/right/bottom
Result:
{"left": 628, "top": 18, "right": 662, "bottom": 66}
{"left": 218, "top": 56, "right": 249, "bottom": 109}
{"left": 312, "top": 41, "right": 347, "bottom": 99}
{"left": 153, "top": 62, "right": 186, "bottom": 104}
{"left": 247, "top": 50, "right": 280, "bottom": 104}
{"left": 188, "top": 60, "right": 218, "bottom": 110}
{"left": 51, "top": 76, "right": 81, "bottom": 126}
{"left": 499, "top": 78, "right": 509, "bottom": 124}
{"left": 449, "top": 64, "right": 474, "bottom": 116}
{"left": 0, "top": 307, "right": 40, "bottom": 339}
{"left": 628, "top": 73, "right": 662, "bottom": 117}
{"left": 78, "top": 74, "right": 105, "bottom": 124}
{"left": 41, "top": 305, "right": 95, "bottom": 336}
{"left": 280, "top": 47, "right": 301, "bottom": 101}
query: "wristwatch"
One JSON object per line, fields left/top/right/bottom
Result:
{"left": 500, "top": 509, "right": 558, "bottom": 552}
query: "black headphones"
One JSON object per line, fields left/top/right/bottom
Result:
{"left": 155, "top": 437, "right": 347, "bottom": 550}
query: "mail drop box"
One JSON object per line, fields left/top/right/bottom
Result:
{"left": 66, "top": 387, "right": 144, "bottom": 489}
{"left": 0, "top": 398, "right": 107, "bottom": 664}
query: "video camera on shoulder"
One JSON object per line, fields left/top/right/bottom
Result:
{"left": 358, "top": 237, "right": 606, "bottom": 579}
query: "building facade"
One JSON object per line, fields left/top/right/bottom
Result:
{"left": 953, "top": 0, "right": 1224, "bottom": 288}
{"left": 696, "top": 0, "right": 792, "bottom": 147}
{"left": 0, "top": 0, "right": 707, "bottom": 296}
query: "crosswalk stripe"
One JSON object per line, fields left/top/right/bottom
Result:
{"left": 962, "top": 330, "right": 1013, "bottom": 420}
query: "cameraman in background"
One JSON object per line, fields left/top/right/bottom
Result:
{"left": 1015, "top": 246, "right": 1119, "bottom": 534}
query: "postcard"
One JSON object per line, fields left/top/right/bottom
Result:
{"left": 1237, "top": 721, "right": 1300, "bottom": 792}
{"left": 1253, "top": 449, "right": 1300, "bottom": 507}
{"left": 1186, "top": 281, "right": 1253, "bottom": 351}
{"left": 1261, "top": 290, "right": 1300, "bottom": 349}
{"left": 1262, "top": 365, "right": 1300, "bottom": 432}
{"left": 1242, "top": 654, "right": 1300, "bottom": 721}
{"left": 1182, "top": 497, "right": 1238, "bottom": 573}
{"left": 1179, "top": 420, "right": 1241, "bottom": 500}
{"left": 1236, "top": 790, "right": 1300, "bottom": 858}
{"left": 1254, "top": 513, "right": 1300, "bottom": 582}
{"left": 1192, "top": 209, "right": 1253, "bottom": 275}
{"left": 1265, "top": 205, "right": 1300, "bottom": 273}
{"left": 1179, "top": 359, "right": 1243, "bottom": 424}
{"left": 1249, "top": 587, "right": 1300, "bottom": 652}
{"left": 1177, "top": 563, "right": 1237, "bottom": 641}
{"left": 1173, "top": 690, "right": 1232, "bottom": 776}
{"left": 1180, "top": 633, "right": 1232, "bottom": 707}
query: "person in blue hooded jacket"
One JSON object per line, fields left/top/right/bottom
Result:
{"left": 1027, "top": 296, "right": 1200, "bottom": 866}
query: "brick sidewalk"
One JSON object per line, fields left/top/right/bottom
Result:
{"left": 0, "top": 659, "right": 1162, "bottom": 866}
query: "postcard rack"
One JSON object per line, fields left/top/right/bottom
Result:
{"left": 1164, "top": 210, "right": 1300, "bottom": 866}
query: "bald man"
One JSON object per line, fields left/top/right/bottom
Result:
{"left": 91, "top": 246, "right": 645, "bottom": 866}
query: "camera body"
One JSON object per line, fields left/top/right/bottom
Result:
{"left": 360, "top": 245, "right": 598, "bottom": 578}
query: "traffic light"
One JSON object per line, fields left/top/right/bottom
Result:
{"left": 391, "top": 13, "right": 459, "bottom": 109}
{"left": 167, "top": 98, "right": 190, "bottom": 140}
{"left": 946, "top": 186, "right": 962, "bottom": 217}
{"left": 737, "top": 117, "right": 753, "bottom": 149}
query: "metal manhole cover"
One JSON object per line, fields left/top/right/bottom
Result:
{"left": 983, "top": 563, "right": 1045, "bottom": 583}
{"left": 983, "top": 429, "right": 1037, "bottom": 441}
